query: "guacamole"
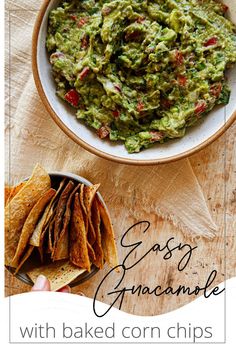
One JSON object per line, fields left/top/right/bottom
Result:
{"left": 47, "top": 0, "right": 236, "bottom": 153}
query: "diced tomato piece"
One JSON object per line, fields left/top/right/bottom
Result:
{"left": 174, "top": 50, "right": 184, "bottom": 66}
{"left": 210, "top": 83, "right": 222, "bottom": 98}
{"left": 70, "top": 15, "right": 77, "bottom": 21}
{"left": 112, "top": 110, "right": 120, "bottom": 118}
{"left": 221, "top": 4, "right": 229, "bottom": 13}
{"left": 97, "top": 126, "right": 110, "bottom": 139}
{"left": 78, "top": 17, "right": 88, "bottom": 28}
{"left": 178, "top": 75, "right": 187, "bottom": 87}
{"left": 81, "top": 35, "right": 89, "bottom": 49}
{"left": 137, "top": 101, "right": 144, "bottom": 112}
{"left": 64, "top": 89, "right": 80, "bottom": 107}
{"left": 79, "top": 67, "right": 90, "bottom": 80}
{"left": 195, "top": 101, "right": 207, "bottom": 115}
{"left": 150, "top": 131, "right": 164, "bottom": 142}
{"left": 204, "top": 37, "right": 218, "bottom": 47}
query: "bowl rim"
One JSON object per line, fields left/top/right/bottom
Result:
{"left": 32, "top": 0, "right": 236, "bottom": 166}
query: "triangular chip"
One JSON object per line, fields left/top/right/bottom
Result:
{"left": 97, "top": 197, "right": 119, "bottom": 269}
{"left": 83, "top": 184, "right": 100, "bottom": 245}
{"left": 5, "top": 186, "right": 12, "bottom": 206}
{"left": 79, "top": 184, "right": 86, "bottom": 214}
{"left": 34, "top": 217, "right": 48, "bottom": 262}
{"left": 79, "top": 183, "right": 88, "bottom": 233}
{"left": 14, "top": 245, "right": 34, "bottom": 275}
{"left": 11, "top": 188, "right": 56, "bottom": 267}
{"left": 5, "top": 181, "right": 27, "bottom": 206}
{"left": 91, "top": 197, "right": 104, "bottom": 269}
{"left": 30, "top": 207, "right": 51, "bottom": 248}
{"left": 83, "top": 184, "right": 100, "bottom": 215}
{"left": 47, "top": 215, "right": 56, "bottom": 256}
{"left": 27, "top": 260, "right": 86, "bottom": 291}
{"left": 70, "top": 193, "right": 91, "bottom": 272}
{"left": 87, "top": 222, "right": 96, "bottom": 247}
{"left": 52, "top": 180, "right": 75, "bottom": 255}
{"left": 29, "top": 179, "right": 66, "bottom": 249}
{"left": 42, "top": 178, "right": 67, "bottom": 255}
{"left": 53, "top": 184, "right": 80, "bottom": 261}
{"left": 87, "top": 241, "right": 96, "bottom": 264}
{"left": 5, "top": 164, "right": 51, "bottom": 266}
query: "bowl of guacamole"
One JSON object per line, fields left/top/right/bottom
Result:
{"left": 33, "top": 0, "right": 236, "bottom": 164}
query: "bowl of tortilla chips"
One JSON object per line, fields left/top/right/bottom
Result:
{"left": 5, "top": 164, "right": 119, "bottom": 291}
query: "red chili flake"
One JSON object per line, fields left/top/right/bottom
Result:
{"left": 114, "top": 84, "right": 122, "bottom": 93}
{"left": 161, "top": 98, "right": 173, "bottom": 109}
{"left": 136, "top": 16, "right": 146, "bottom": 23}
{"left": 64, "top": 89, "right": 80, "bottom": 107}
{"left": 70, "top": 15, "right": 77, "bottom": 21}
{"left": 150, "top": 131, "right": 164, "bottom": 142}
{"left": 221, "top": 4, "right": 229, "bottom": 13}
{"left": 195, "top": 101, "right": 207, "bottom": 115}
{"left": 79, "top": 67, "right": 90, "bottom": 80}
{"left": 81, "top": 35, "right": 89, "bottom": 49}
{"left": 78, "top": 17, "right": 88, "bottom": 28}
{"left": 204, "top": 37, "right": 218, "bottom": 47}
{"left": 174, "top": 50, "right": 184, "bottom": 66}
{"left": 210, "top": 83, "right": 222, "bottom": 98}
{"left": 102, "top": 7, "right": 112, "bottom": 16}
{"left": 112, "top": 110, "right": 120, "bottom": 118}
{"left": 178, "top": 75, "right": 187, "bottom": 87}
{"left": 137, "top": 101, "right": 144, "bottom": 112}
{"left": 97, "top": 126, "right": 110, "bottom": 139}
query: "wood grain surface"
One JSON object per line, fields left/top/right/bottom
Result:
{"left": 5, "top": 1, "right": 236, "bottom": 316}
{"left": 5, "top": 123, "right": 236, "bottom": 315}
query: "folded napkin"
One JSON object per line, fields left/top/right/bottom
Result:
{"left": 5, "top": 2, "right": 218, "bottom": 239}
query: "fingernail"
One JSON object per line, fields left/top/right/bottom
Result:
{"left": 32, "top": 275, "right": 48, "bottom": 291}
{"left": 78, "top": 291, "right": 85, "bottom": 296}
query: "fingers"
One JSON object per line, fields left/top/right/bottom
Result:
{"left": 31, "top": 275, "right": 51, "bottom": 291}
{"left": 57, "top": 288, "right": 85, "bottom": 295}
{"left": 58, "top": 285, "right": 71, "bottom": 293}
{"left": 31, "top": 276, "right": 84, "bottom": 295}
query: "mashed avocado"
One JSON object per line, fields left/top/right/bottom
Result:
{"left": 47, "top": 0, "right": 236, "bottom": 153}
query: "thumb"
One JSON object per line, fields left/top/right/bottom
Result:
{"left": 31, "top": 275, "right": 51, "bottom": 291}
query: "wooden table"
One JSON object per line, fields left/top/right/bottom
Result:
{"left": 5, "top": 123, "right": 236, "bottom": 315}
{"left": 5, "top": 0, "right": 236, "bottom": 316}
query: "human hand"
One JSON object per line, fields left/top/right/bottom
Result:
{"left": 31, "top": 275, "right": 71, "bottom": 293}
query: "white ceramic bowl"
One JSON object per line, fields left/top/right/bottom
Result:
{"left": 32, "top": 0, "right": 236, "bottom": 165}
